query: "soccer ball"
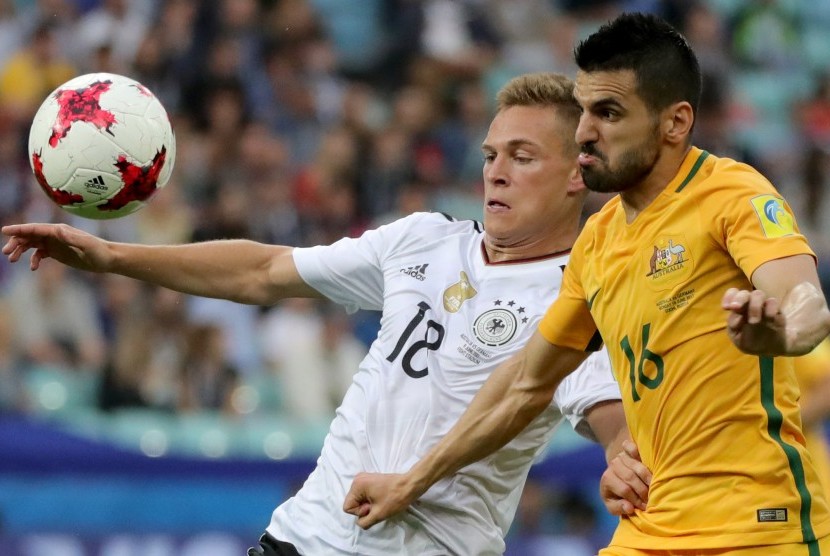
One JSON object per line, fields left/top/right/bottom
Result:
{"left": 28, "top": 72, "right": 176, "bottom": 219}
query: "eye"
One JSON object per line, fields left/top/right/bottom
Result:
{"left": 483, "top": 152, "right": 496, "bottom": 163}
{"left": 600, "top": 109, "right": 619, "bottom": 120}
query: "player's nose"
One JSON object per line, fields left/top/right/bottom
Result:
{"left": 575, "top": 112, "right": 598, "bottom": 146}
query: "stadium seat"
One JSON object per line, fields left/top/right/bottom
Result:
{"left": 802, "top": 23, "right": 830, "bottom": 71}
{"left": 22, "top": 365, "right": 100, "bottom": 415}
{"left": 170, "top": 412, "right": 249, "bottom": 458}
{"left": 241, "top": 415, "right": 330, "bottom": 460}
{"left": 242, "top": 373, "right": 284, "bottom": 414}
{"left": 104, "top": 408, "right": 179, "bottom": 457}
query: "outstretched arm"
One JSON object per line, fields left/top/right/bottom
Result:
{"left": 343, "top": 331, "right": 588, "bottom": 529}
{"left": 1, "top": 223, "right": 321, "bottom": 305}
{"left": 722, "top": 254, "right": 830, "bottom": 356}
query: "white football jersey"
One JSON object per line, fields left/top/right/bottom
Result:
{"left": 266, "top": 212, "right": 619, "bottom": 555}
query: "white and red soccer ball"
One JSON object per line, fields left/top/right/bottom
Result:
{"left": 28, "top": 72, "right": 176, "bottom": 219}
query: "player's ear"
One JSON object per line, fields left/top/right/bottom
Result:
{"left": 663, "top": 101, "right": 694, "bottom": 145}
{"left": 566, "top": 166, "right": 586, "bottom": 194}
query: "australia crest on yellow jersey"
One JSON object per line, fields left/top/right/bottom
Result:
{"left": 644, "top": 235, "right": 693, "bottom": 292}
{"left": 750, "top": 194, "right": 796, "bottom": 238}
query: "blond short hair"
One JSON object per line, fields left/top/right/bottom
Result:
{"left": 496, "top": 72, "right": 581, "bottom": 154}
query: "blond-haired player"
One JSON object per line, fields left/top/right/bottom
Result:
{"left": 2, "top": 73, "right": 645, "bottom": 556}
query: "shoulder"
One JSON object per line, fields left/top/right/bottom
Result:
{"left": 689, "top": 150, "right": 778, "bottom": 197}
{"left": 669, "top": 150, "right": 791, "bottom": 231}
{"left": 375, "top": 211, "right": 483, "bottom": 240}
{"left": 412, "top": 211, "right": 482, "bottom": 232}
{"left": 575, "top": 196, "right": 621, "bottom": 248}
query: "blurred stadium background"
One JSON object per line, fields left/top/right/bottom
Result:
{"left": 1, "top": 0, "right": 829, "bottom": 554}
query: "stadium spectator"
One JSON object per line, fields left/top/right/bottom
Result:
{"left": 71, "top": 0, "right": 152, "bottom": 72}
{"left": 177, "top": 323, "right": 241, "bottom": 414}
{"left": 795, "top": 73, "right": 830, "bottom": 233}
{"left": 0, "top": 298, "right": 24, "bottom": 412}
{"left": 5, "top": 261, "right": 105, "bottom": 373}
{"left": 0, "top": 21, "right": 76, "bottom": 125}
{"left": 258, "top": 298, "right": 366, "bottom": 422}
{"left": 729, "top": 0, "right": 802, "bottom": 71}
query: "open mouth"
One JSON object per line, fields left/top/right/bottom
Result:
{"left": 487, "top": 199, "right": 510, "bottom": 209}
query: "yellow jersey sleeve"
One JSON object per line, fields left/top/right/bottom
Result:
{"left": 702, "top": 159, "right": 815, "bottom": 279}
{"left": 538, "top": 227, "right": 602, "bottom": 351}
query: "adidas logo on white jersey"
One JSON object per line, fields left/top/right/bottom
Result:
{"left": 401, "top": 263, "right": 428, "bottom": 281}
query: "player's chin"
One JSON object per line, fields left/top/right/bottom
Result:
{"left": 482, "top": 216, "right": 504, "bottom": 239}
{"left": 483, "top": 206, "right": 512, "bottom": 227}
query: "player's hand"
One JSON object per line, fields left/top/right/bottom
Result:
{"left": 722, "top": 287, "right": 784, "bottom": 355}
{"left": 343, "top": 472, "right": 418, "bottom": 529}
{"left": 1, "top": 223, "right": 112, "bottom": 272}
{"left": 600, "top": 439, "right": 651, "bottom": 516}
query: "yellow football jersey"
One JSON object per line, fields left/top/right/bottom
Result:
{"left": 540, "top": 147, "right": 830, "bottom": 549}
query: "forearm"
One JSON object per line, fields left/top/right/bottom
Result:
{"left": 106, "top": 239, "right": 317, "bottom": 305}
{"left": 583, "top": 400, "right": 630, "bottom": 462}
{"left": 405, "top": 360, "right": 547, "bottom": 495}
{"left": 780, "top": 281, "right": 830, "bottom": 355}
{"left": 403, "top": 335, "right": 587, "bottom": 499}
{"left": 733, "top": 256, "right": 830, "bottom": 356}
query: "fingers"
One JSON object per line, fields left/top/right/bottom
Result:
{"left": 343, "top": 499, "right": 372, "bottom": 518}
{"left": 762, "top": 296, "right": 780, "bottom": 320}
{"left": 2, "top": 236, "right": 47, "bottom": 270}
{"left": 0, "top": 224, "right": 22, "bottom": 237}
{"left": 1, "top": 237, "right": 14, "bottom": 256}
{"left": 343, "top": 474, "right": 386, "bottom": 529}
{"left": 2, "top": 236, "right": 28, "bottom": 260}
{"left": 622, "top": 439, "right": 639, "bottom": 459}
{"left": 600, "top": 466, "right": 646, "bottom": 515}
{"left": 2, "top": 225, "right": 47, "bottom": 264}
{"left": 604, "top": 497, "right": 634, "bottom": 517}
{"left": 621, "top": 439, "right": 652, "bottom": 489}
{"left": 357, "top": 507, "right": 384, "bottom": 529}
{"left": 31, "top": 249, "right": 45, "bottom": 271}
{"left": 1, "top": 223, "right": 48, "bottom": 242}
{"left": 722, "top": 288, "right": 780, "bottom": 325}
{"left": 343, "top": 472, "right": 413, "bottom": 530}
{"left": 599, "top": 446, "right": 651, "bottom": 516}
{"left": 342, "top": 474, "right": 369, "bottom": 516}
{"left": 721, "top": 287, "right": 742, "bottom": 310}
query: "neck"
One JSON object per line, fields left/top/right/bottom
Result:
{"left": 483, "top": 225, "right": 580, "bottom": 264}
{"left": 619, "top": 145, "right": 691, "bottom": 223}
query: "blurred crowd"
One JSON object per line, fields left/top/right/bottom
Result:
{"left": 0, "top": 0, "right": 829, "bottom": 548}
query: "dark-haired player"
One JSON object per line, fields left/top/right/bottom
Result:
{"left": 346, "top": 13, "right": 830, "bottom": 555}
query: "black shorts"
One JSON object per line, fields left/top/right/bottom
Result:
{"left": 247, "top": 532, "right": 302, "bottom": 556}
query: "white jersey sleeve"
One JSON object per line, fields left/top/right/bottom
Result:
{"left": 553, "top": 348, "right": 620, "bottom": 436}
{"left": 292, "top": 215, "right": 432, "bottom": 313}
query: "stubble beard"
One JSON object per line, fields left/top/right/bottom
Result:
{"left": 581, "top": 135, "right": 661, "bottom": 194}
